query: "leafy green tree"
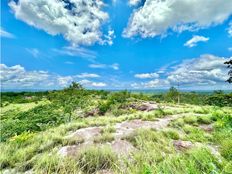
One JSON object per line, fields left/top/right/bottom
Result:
{"left": 225, "top": 59, "right": 232, "bottom": 83}
{"left": 67, "top": 82, "right": 83, "bottom": 90}
{"left": 166, "top": 87, "right": 179, "bottom": 103}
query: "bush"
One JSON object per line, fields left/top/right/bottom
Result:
{"left": 162, "top": 130, "right": 180, "bottom": 140}
{"left": 220, "top": 139, "right": 232, "bottom": 160}
{"left": 183, "top": 116, "right": 198, "bottom": 125}
{"left": 98, "top": 101, "right": 111, "bottom": 115}
{"left": 197, "top": 116, "right": 212, "bottom": 124}
{"left": 9, "top": 132, "right": 34, "bottom": 144}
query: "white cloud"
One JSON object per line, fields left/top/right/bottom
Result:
{"left": 110, "top": 63, "right": 119, "bottom": 70}
{"left": 123, "top": 0, "right": 232, "bottom": 38}
{"left": 134, "top": 72, "right": 159, "bottom": 79}
{"left": 76, "top": 73, "right": 100, "bottom": 78}
{"left": 228, "top": 22, "right": 232, "bottom": 37}
{"left": 131, "top": 79, "right": 169, "bottom": 89}
{"left": 101, "top": 29, "right": 116, "bottom": 46}
{"left": 89, "top": 64, "right": 106, "bottom": 69}
{"left": 79, "top": 79, "right": 106, "bottom": 87}
{"left": 0, "top": 64, "right": 106, "bottom": 89}
{"left": 25, "top": 48, "right": 40, "bottom": 58}
{"left": 89, "top": 63, "right": 120, "bottom": 70}
{"left": 0, "top": 28, "right": 15, "bottom": 38}
{"left": 53, "top": 46, "right": 96, "bottom": 59}
{"left": 167, "top": 54, "right": 230, "bottom": 85}
{"left": 9, "top": 0, "right": 113, "bottom": 46}
{"left": 129, "top": 0, "right": 141, "bottom": 6}
{"left": 184, "top": 35, "right": 209, "bottom": 48}
{"left": 131, "top": 54, "right": 230, "bottom": 89}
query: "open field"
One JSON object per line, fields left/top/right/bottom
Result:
{"left": 0, "top": 89, "right": 232, "bottom": 174}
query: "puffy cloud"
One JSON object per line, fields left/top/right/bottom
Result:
{"left": 129, "top": 0, "right": 141, "bottom": 6}
{"left": 131, "top": 54, "right": 230, "bottom": 89}
{"left": 123, "top": 0, "right": 232, "bottom": 38}
{"left": 131, "top": 79, "right": 169, "bottom": 89}
{"left": 79, "top": 79, "right": 106, "bottom": 87}
{"left": 167, "top": 54, "right": 230, "bottom": 85}
{"left": 76, "top": 73, "right": 100, "bottom": 78}
{"left": 184, "top": 35, "right": 209, "bottom": 48}
{"left": 0, "top": 64, "right": 72, "bottom": 88}
{"left": 89, "top": 63, "right": 119, "bottom": 70}
{"left": 134, "top": 72, "right": 159, "bottom": 79}
{"left": 9, "top": 0, "right": 113, "bottom": 46}
{"left": 0, "top": 28, "right": 15, "bottom": 38}
{"left": 0, "top": 64, "right": 106, "bottom": 89}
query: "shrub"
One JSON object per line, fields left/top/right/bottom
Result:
{"left": 220, "top": 139, "right": 232, "bottom": 160}
{"left": 162, "top": 129, "right": 180, "bottom": 140}
{"left": 197, "top": 116, "right": 212, "bottom": 124}
{"left": 98, "top": 101, "right": 111, "bottom": 115}
{"left": 183, "top": 116, "right": 198, "bottom": 125}
{"left": 9, "top": 132, "right": 35, "bottom": 144}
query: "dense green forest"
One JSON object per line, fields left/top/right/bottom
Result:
{"left": 0, "top": 84, "right": 232, "bottom": 173}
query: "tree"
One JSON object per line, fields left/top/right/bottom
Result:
{"left": 225, "top": 59, "right": 232, "bottom": 83}
{"left": 67, "top": 82, "right": 83, "bottom": 90}
{"left": 166, "top": 87, "right": 179, "bottom": 103}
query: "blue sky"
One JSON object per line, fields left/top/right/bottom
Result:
{"left": 1, "top": 0, "right": 232, "bottom": 90}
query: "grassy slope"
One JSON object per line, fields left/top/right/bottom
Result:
{"left": 0, "top": 96, "right": 232, "bottom": 173}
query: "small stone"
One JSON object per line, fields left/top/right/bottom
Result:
{"left": 173, "top": 140, "right": 193, "bottom": 150}
{"left": 199, "top": 124, "right": 213, "bottom": 132}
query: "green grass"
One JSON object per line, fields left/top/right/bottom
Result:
{"left": 94, "top": 133, "right": 115, "bottom": 143}
{"left": 77, "top": 146, "right": 117, "bottom": 174}
{"left": 0, "top": 96, "right": 232, "bottom": 173}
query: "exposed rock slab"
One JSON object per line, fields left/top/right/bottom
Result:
{"left": 110, "top": 140, "right": 136, "bottom": 156}
{"left": 58, "top": 113, "right": 187, "bottom": 157}
{"left": 68, "top": 127, "right": 101, "bottom": 144}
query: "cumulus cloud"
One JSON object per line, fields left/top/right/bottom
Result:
{"left": 9, "top": 0, "right": 113, "bottom": 46}
{"left": 134, "top": 72, "right": 159, "bottom": 79}
{"left": 0, "top": 64, "right": 65, "bottom": 89}
{"left": 131, "top": 54, "right": 230, "bottom": 89}
{"left": 184, "top": 35, "right": 209, "bottom": 48}
{"left": 129, "top": 0, "right": 141, "bottom": 6}
{"left": 167, "top": 54, "right": 230, "bottom": 85}
{"left": 0, "top": 28, "right": 15, "bottom": 38}
{"left": 131, "top": 79, "right": 169, "bottom": 89}
{"left": 79, "top": 79, "right": 106, "bottom": 87}
{"left": 89, "top": 63, "right": 119, "bottom": 70}
{"left": 123, "top": 0, "right": 232, "bottom": 38}
{"left": 0, "top": 64, "right": 106, "bottom": 89}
